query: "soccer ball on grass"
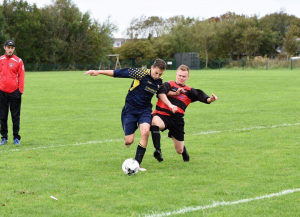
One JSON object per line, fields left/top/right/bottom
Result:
{"left": 122, "top": 158, "right": 139, "bottom": 175}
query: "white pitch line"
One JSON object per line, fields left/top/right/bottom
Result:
{"left": 192, "top": 123, "right": 300, "bottom": 136}
{"left": 7, "top": 139, "right": 124, "bottom": 152}
{"left": 1, "top": 123, "right": 299, "bottom": 153}
{"left": 145, "top": 188, "right": 300, "bottom": 217}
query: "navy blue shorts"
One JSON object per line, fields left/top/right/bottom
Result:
{"left": 121, "top": 104, "right": 152, "bottom": 136}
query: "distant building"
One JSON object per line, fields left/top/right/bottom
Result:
{"left": 113, "top": 38, "right": 126, "bottom": 48}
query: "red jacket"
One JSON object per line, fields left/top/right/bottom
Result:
{"left": 0, "top": 54, "right": 25, "bottom": 94}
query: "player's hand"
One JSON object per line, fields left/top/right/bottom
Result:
{"left": 170, "top": 105, "right": 178, "bottom": 113}
{"left": 174, "top": 88, "right": 186, "bottom": 96}
{"left": 85, "top": 70, "right": 99, "bottom": 76}
{"left": 210, "top": 94, "right": 219, "bottom": 102}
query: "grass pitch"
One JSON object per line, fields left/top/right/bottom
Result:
{"left": 0, "top": 69, "right": 299, "bottom": 216}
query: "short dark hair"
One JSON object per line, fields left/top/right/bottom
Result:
{"left": 153, "top": 59, "right": 166, "bottom": 70}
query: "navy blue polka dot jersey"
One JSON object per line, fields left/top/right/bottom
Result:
{"left": 114, "top": 68, "right": 163, "bottom": 109}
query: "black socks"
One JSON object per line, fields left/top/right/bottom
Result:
{"left": 150, "top": 125, "right": 161, "bottom": 151}
{"left": 182, "top": 146, "right": 190, "bottom": 162}
{"left": 135, "top": 143, "right": 146, "bottom": 165}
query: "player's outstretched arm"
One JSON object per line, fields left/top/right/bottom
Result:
{"left": 84, "top": 70, "right": 114, "bottom": 77}
{"left": 158, "top": 93, "right": 178, "bottom": 113}
{"left": 207, "top": 94, "right": 219, "bottom": 103}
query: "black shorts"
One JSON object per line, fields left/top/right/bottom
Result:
{"left": 153, "top": 114, "right": 185, "bottom": 141}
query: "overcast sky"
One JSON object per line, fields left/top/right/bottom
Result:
{"left": 24, "top": 0, "right": 300, "bottom": 38}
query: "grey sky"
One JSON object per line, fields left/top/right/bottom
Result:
{"left": 24, "top": 0, "right": 300, "bottom": 38}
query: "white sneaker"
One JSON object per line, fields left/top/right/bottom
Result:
{"left": 139, "top": 166, "right": 147, "bottom": 172}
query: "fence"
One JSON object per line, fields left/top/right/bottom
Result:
{"left": 25, "top": 58, "right": 300, "bottom": 71}
{"left": 25, "top": 59, "right": 176, "bottom": 71}
{"left": 203, "top": 58, "right": 300, "bottom": 70}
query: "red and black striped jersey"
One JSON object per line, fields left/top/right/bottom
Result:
{"left": 153, "top": 81, "right": 210, "bottom": 118}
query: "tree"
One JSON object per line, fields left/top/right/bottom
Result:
{"left": 151, "top": 34, "right": 173, "bottom": 59}
{"left": 192, "top": 20, "right": 216, "bottom": 68}
{"left": 259, "top": 10, "right": 300, "bottom": 50}
{"left": 1, "top": 0, "right": 46, "bottom": 63}
{"left": 212, "top": 12, "right": 247, "bottom": 59}
{"left": 142, "top": 16, "right": 166, "bottom": 39}
{"left": 126, "top": 15, "right": 166, "bottom": 39}
{"left": 0, "top": 6, "right": 10, "bottom": 43}
{"left": 126, "top": 15, "right": 145, "bottom": 39}
{"left": 42, "top": 0, "right": 116, "bottom": 64}
{"left": 119, "top": 40, "right": 156, "bottom": 60}
{"left": 284, "top": 25, "right": 300, "bottom": 59}
{"left": 257, "top": 19, "right": 277, "bottom": 57}
{"left": 165, "top": 21, "right": 194, "bottom": 54}
{"left": 0, "top": 0, "right": 116, "bottom": 64}
{"left": 241, "top": 26, "right": 263, "bottom": 60}
{"left": 165, "top": 15, "right": 195, "bottom": 30}
{"left": 215, "top": 19, "right": 238, "bottom": 59}
{"left": 126, "top": 15, "right": 195, "bottom": 40}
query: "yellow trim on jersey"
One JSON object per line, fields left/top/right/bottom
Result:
{"left": 139, "top": 143, "right": 146, "bottom": 148}
{"left": 129, "top": 79, "right": 140, "bottom": 91}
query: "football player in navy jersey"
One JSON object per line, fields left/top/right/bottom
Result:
{"left": 85, "top": 59, "right": 175, "bottom": 171}
{"left": 151, "top": 64, "right": 218, "bottom": 162}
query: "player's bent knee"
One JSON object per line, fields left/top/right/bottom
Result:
{"left": 125, "top": 141, "right": 133, "bottom": 146}
{"left": 151, "top": 116, "right": 161, "bottom": 126}
{"left": 151, "top": 119, "right": 158, "bottom": 126}
{"left": 176, "top": 148, "right": 184, "bottom": 154}
{"left": 125, "top": 138, "right": 134, "bottom": 146}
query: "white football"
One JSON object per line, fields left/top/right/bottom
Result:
{"left": 122, "top": 158, "right": 139, "bottom": 175}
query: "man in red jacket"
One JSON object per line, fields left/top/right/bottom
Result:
{"left": 0, "top": 40, "right": 25, "bottom": 146}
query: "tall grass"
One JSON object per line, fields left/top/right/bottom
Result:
{"left": 226, "top": 57, "right": 300, "bottom": 69}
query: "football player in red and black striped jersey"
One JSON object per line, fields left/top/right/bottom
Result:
{"left": 151, "top": 65, "right": 218, "bottom": 162}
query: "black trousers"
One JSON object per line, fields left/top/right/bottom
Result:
{"left": 0, "top": 89, "right": 22, "bottom": 140}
